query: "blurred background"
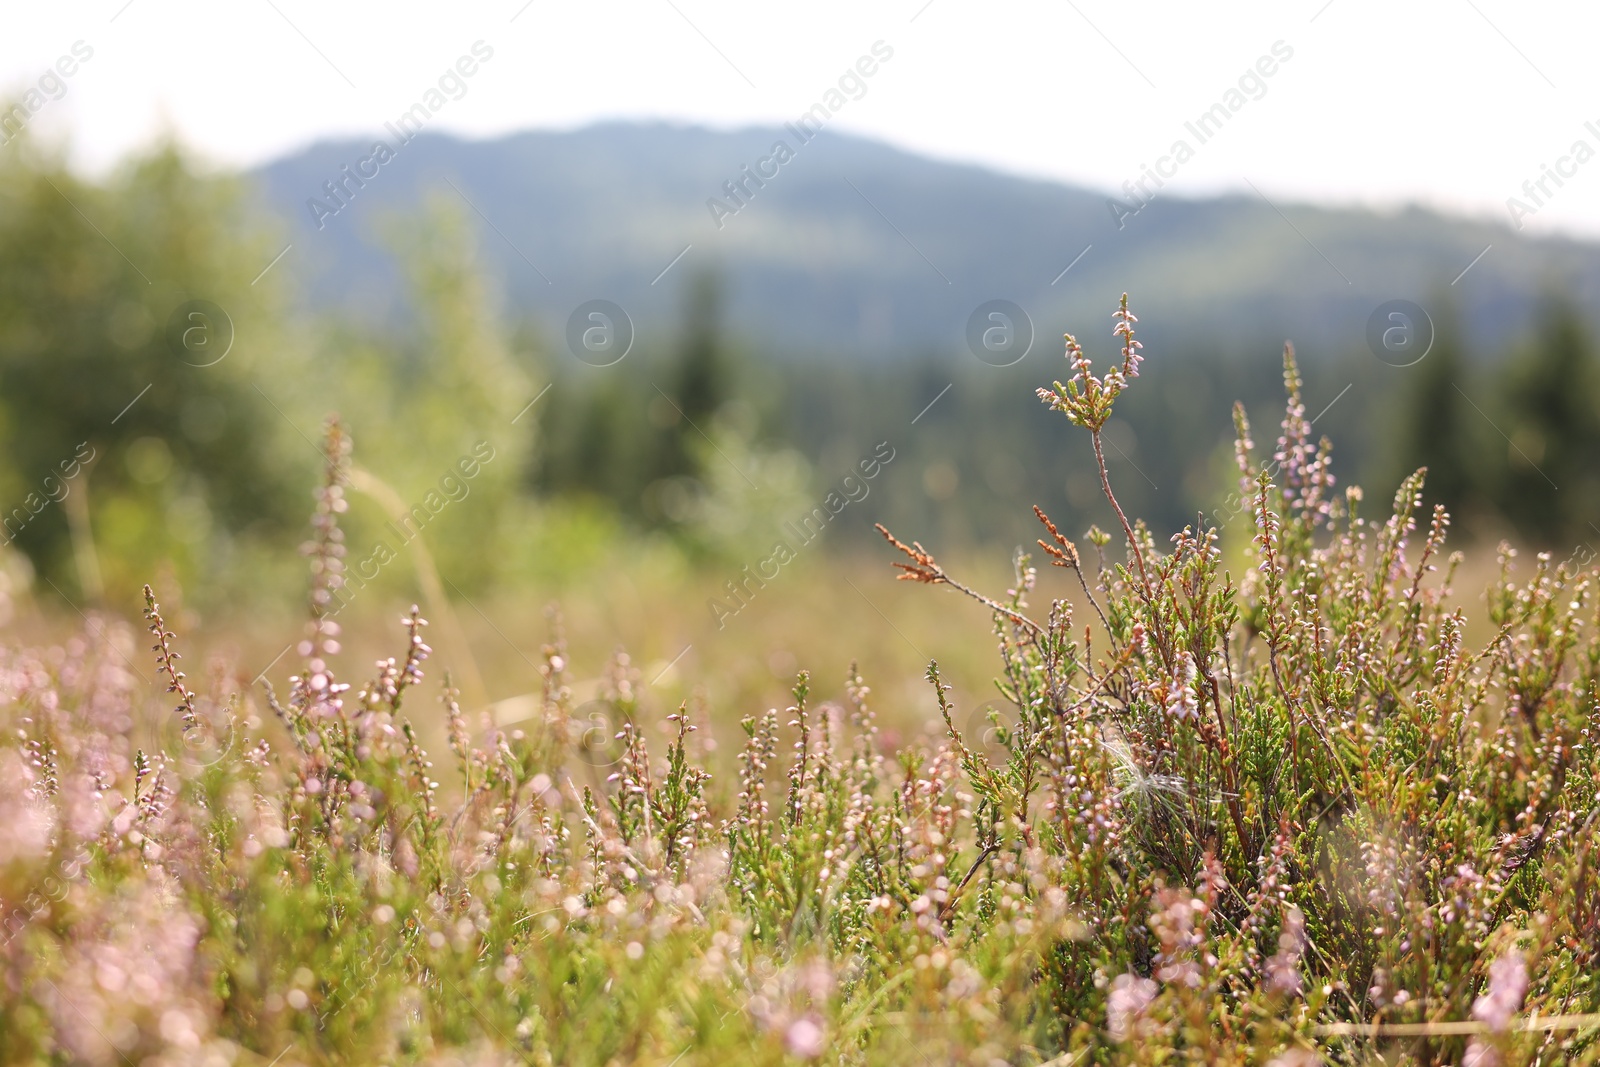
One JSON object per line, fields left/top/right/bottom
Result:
{"left": 2, "top": 1, "right": 1599, "bottom": 748}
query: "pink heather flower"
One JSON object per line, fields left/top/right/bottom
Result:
{"left": 0, "top": 752, "right": 55, "bottom": 862}
{"left": 1112, "top": 300, "right": 1143, "bottom": 378}
{"left": 1128, "top": 622, "right": 1148, "bottom": 656}
{"left": 1265, "top": 1052, "right": 1321, "bottom": 1067}
{"left": 1164, "top": 655, "right": 1199, "bottom": 721}
{"left": 1471, "top": 951, "right": 1528, "bottom": 1032}
{"left": 1266, "top": 907, "right": 1306, "bottom": 996}
{"left": 1150, "top": 891, "right": 1208, "bottom": 987}
{"left": 1066, "top": 335, "right": 1093, "bottom": 390}
{"left": 785, "top": 1015, "right": 826, "bottom": 1059}
{"left": 1107, "top": 973, "right": 1157, "bottom": 1041}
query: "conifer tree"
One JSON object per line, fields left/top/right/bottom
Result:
{"left": 653, "top": 269, "right": 730, "bottom": 488}
{"left": 1392, "top": 308, "right": 1480, "bottom": 527}
{"left": 1498, "top": 296, "right": 1600, "bottom": 544}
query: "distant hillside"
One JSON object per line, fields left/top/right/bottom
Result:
{"left": 252, "top": 122, "right": 1600, "bottom": 360}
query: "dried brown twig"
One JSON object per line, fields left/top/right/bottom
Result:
{"left": 874, "top": 523, "right": 1043, "bottom": 635}
{"left": 1034, "top": 505, "right": 1114, "bottom": 641}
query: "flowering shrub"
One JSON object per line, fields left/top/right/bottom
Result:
{"left": 3, "top": 299, "right": 1600, "bottom": 1065}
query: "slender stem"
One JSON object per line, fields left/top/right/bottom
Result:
{"left": 1092, "top": 428, "right": 1177, "bottom": 676}
{"left": 938, "top": 842, "right": 999, "bottom": 923}
{"left": 938, "top": 573, "right": 1046, "bottom": 637}
{"left": 1071, "top": 562, "right": 1116, "bottom": 643}
{"left": 349, "top": 466, "right": 488, "bottom": 710}
{"left": 1092, "top": 429, "right": 1151, "bottom": 596}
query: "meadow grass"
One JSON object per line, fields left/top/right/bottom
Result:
{"left": 2, "top": 297, "right": 1598, "bottom": 1065}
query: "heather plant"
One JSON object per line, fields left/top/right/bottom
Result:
{"left": 3, "top": 299, "right": 1600, "bottom": 1065}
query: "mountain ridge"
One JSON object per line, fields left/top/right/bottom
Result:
{"left": 250, "top": 121, "right": 1600, "bottom": 361}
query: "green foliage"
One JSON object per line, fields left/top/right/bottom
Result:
{"left": 0, "top": 137, "right": 302, "bottom": 602}
{"left": 533, "top": 270, "right": 810, "bottom": 561}
{"left": 1391, "top": 307, "right": 1481, "bottom": 525}
{"left": 1498, "top": 297, "right": 1600, "bottom": 543}
{"left": 5, "top": 300, "right": 1600, "bottom": 1064}
{"left": 532, "top": 270, "right": 744, "bottom": 522}
{"left": 318, "top": 197, "right": 533, "bottom": 596}
{"left": 658, "top": 271, "right": 732, "bottom": 484}
{"left": 1387, "top": 294, "right": 1600, "bottom": 548}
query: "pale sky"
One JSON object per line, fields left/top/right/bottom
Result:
{"left": 5, "top": 1, "right": 1599, "bottom": 235}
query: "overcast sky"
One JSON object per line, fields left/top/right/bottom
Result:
{"left": 5, "top": 1, "right": 1599, "bottom": 236}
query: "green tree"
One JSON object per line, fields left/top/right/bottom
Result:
{"left": 534, "top": 270, "right": 736, "bottom": 528}
{"left": 0, "top": 134, "right": 301, "bottom": 605}
{"left": 323, "top": 196, "right": 533, "bottom": 596}
{"left": 666, "top": 271, "right": 728, "bottom": 450}
{"left": 1497, "top": 297, "right": 1600, "bottom": 545}
{"left": 1390, "top": 308, "right": 1485, "bottom": 528}
{"left": 640, "top": 270, "right": 734, "bottom": 529}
